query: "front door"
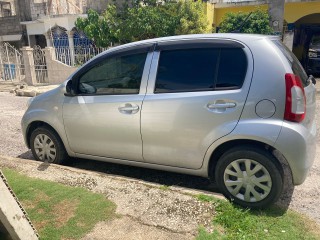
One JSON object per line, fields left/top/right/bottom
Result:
{"left": 63, "top": 49, "right": 150, "bottom": 161}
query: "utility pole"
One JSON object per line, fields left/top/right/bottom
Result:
{"left": 268, "top": 0, "right": 285, "bottom": 36}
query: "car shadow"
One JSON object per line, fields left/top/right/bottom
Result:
{"left": 17, "top": 151, "right": 293, "bottom": 216}
{"left": 65, "top": 157, "right": 219, "bottom": 193}
{"left": 64, "top": 157, "right": 295, "bottom": 217}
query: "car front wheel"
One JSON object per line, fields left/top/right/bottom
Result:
{"left": 215, "top": 145, "right": 283, "bottom": 208}
{"left": 30, "top": 126, "right": 68, "bottom": 164}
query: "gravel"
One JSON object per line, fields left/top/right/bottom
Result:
{"left": 0, "top": 81, "right": 319, "bottom": 238}
{"left": 0, "top": 92, "right": 31, "bottom": 158}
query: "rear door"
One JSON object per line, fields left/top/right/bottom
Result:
{"left": 141, "top": 39, "right": 254, "bottom": 169}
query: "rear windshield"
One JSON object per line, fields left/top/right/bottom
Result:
{"left": 272, "top": 40, "right": 309, "bottom": 87}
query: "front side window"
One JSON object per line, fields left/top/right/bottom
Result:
{"left": 78, "top": 52, "right": 147, "bottom": 95}
{"left": 155, "top": 47, "right": 247, "bottom": 93}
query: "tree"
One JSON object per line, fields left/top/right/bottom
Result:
{"left": 75, "top": 9, "right": 112, "bottom": 47}
{"left": 76, "top": 0, "right": 210, "bottom": 47}
{"left": 175, "top": 0, "right": 210, "bottom": 35}
{"left": 218, "top": 8, "right": 274, "bottom": 34}
{"left": 111, "top": 3, "right": 179, "bottom": 43}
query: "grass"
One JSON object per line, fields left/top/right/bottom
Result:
{"left": 196, "top": 194, "right": 320, "bottom": 240}
{"left": 159, "top": 185, "right": 170, "bottom": 191}
{"left": 2, "top": 168, "right": 116, "bottom": 240}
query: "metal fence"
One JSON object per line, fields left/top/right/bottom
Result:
{"left": 55, "top": 45, "right": 108, "bottom": 67}
{"left": 33, "top": 45, "right": 48, "bottom": 83}
{"left": 0, "top": 42, "right": 24, "bottom": 82}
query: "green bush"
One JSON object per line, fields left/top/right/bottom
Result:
{"left": 219, "top": 8, "right": 274, "bottom": 34}
{"left": 76, "top": 0, "right": 210, "bottom": 47}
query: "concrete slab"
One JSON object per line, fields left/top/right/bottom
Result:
{"left": 0, "top": 171, "right": 38, "bottom": 240}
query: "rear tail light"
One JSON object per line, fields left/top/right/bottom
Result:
{"left": 284, "top": 73, "right": 306, "bottom": 122}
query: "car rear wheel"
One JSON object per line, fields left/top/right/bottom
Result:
{"left": 30, "top": 127, "right": 68, "bottom": 164}
{"left": 215, "top": 146, "right": 283, "bottom": 208}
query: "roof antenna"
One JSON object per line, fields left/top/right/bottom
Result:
{"left": 231, "top": 12, "right": 253, "bottom": 33}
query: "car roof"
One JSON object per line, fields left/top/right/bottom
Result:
{"left": 87, "top": 33, "right": 279, "bottom": 64}
{"left": 109, "top": 33, "right": 279, "bottom": 50}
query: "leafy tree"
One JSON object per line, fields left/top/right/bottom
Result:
{"left": 75, "top": 9, "right": 113, "bottom": 47}
{"left": 175, "top": 0, "right": 210, "bottom": 35}
{"left": 76, "top": 0, "right": 210, "bottom": 47}
{"left": 112, "top": 3, "right": 178, "bottom": 43}
{"left": 219, "top": 9, "right": 274, "bottom": 34}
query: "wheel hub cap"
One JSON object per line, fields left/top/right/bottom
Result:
{"left": 224, "top": 159, "right": 272, "bottom": 203}
{"left": 34, "top": 134, "right": 57, "bottom": 162}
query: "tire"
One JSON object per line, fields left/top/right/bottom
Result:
{"left": 215, "top": 145, "right": 283, "bottom": 209}
{"left": 30, "top": 126, "right": 68, "bottom": 164}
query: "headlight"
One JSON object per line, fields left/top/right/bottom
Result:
{"left": 27, "top": 97, "right": 35, "bottom": 108}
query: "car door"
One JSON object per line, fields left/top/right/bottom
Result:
{"left": 62, "top": 45, "right": 153, "bottom": 161}
{"left": 141, "top": 39, "right": 253, "bottom": 169}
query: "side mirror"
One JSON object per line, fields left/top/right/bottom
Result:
{"left": 65, "top": 80, "right": 75, "bottom": 96}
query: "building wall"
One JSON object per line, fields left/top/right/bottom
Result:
{"left": 85, "top": 0, "right": 125, "bottom": 13}
{"left": 0, "top": 0, "right": 17, "bottom": 17}
{"left": 284, "top": 2, "right": 320, "bottom": 23}
{"left": 212, "top": 1, "right": 320, "bottom": 27}
{"left": 0, "top": 0, "right": 23, "bottom": 42}
{"left": 0, "top": 16, "right": 22, "bottom": 36}
{"left": 213, "top": 5, "right": 268, "bottom": 27}
{"left": 30, "top": 0, "right": 83, "bottom": 20}
{"left": 203, "top": 2, "right": 214, "bottom": 32}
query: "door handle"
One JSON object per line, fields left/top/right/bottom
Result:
{"left": 207, "top": 102, "right": 236, "bottom": 109}
{"left": 119, "top": 106, "right": 139, "bottom": 111}
{"left": 118, "top": 103, "right": 139, "bottom": 114}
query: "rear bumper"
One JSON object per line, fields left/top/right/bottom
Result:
{"left": 274, "top": 120, "right": 317, "bottom": 185}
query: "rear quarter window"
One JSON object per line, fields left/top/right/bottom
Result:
{"left": 272, "top": 40, "right": 309, "bottom": 87}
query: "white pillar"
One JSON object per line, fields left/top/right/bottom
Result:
{"left": 27, "top": 35, "right": 31, "bottom": 46}
{"left": 44, "top": 32, "right": 52, "bottom": 47}
{"left": 21, "top": 47, "right": 37, "bottom": 85}
{"left": 67, "top": 31, "right": 75, "bottom": 66}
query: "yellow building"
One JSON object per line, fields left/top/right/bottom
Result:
{"left": 204, "top": 0, "right": 320, "bottom": 67}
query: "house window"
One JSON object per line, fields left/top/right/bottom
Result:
{"left": 0, "top": 1, "right": 15, "bottom": 17}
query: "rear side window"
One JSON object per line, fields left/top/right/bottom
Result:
{"left": 272, "top": 40, "right": 308, "bottom": 87}
{"left": 155, "top": 48, "right": 247, "bottom": 93}
{"left": 216, "top": 48, "right": 248, "bottom": 88}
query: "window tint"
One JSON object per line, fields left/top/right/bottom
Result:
{"left": 155, "top": 49, "right": 219, "bottom": 93}
{"left": 78, "top": 52, "right": 147, "bottom": 94}
{"left": 155, "top": 48, "right": 247, "bottom": 93}
{"left": 272, "top": 40, "right": 308, "bottom": 87}
{"left": 216, "top": 48, "right": 247, "bottom": 89}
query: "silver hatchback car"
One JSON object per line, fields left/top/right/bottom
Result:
{"left": 22, "top": 34, "right": 317, "bottom": 208}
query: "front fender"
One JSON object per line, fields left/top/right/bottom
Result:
{"left": 21, "top": 85, "right": 75, "bottom": 157}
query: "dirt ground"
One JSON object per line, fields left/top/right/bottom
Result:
{"left": 0, "top": 80, "right": 319, "bottom": 239}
